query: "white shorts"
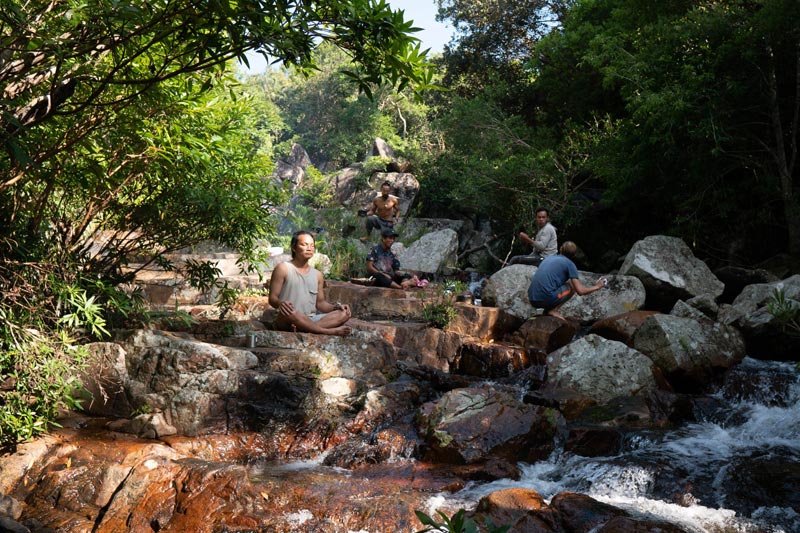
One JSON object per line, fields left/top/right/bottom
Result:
{"left": 309, "top": 313, "right": 327, "bottom": 323}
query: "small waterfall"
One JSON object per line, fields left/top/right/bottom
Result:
{"left": 435, "top": 358, "right": 800, "bottom": 533}
{"left": 467, "top": 272, "right": 487, "bottom": 299}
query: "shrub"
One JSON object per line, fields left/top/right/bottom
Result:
{"left": 767, "top": 287, "right": 800, "bottom": 336}
{"left": 357, "top": 156, "right": 392, "bottom": 188}
{"left": 415, "top": 508, "right": 510, "bottom": 533}
{"left": 421, "top": 280, "right": 468, "bottom": 329}
{"left": 297, "top": 166, "right": 334, "bottom": 208}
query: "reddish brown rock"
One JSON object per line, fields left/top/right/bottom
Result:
{"left": 453, "top": 340, "right": 531, "bottom": 378}
{"left": 446, "top": 302, "right": 525, "bottom": 341}
{"left": 507, "top": 316, "right": 579, "bottom": 360}
{"left": 564, "top": 425, "right": 624, "bottom": 457}
{"left": 549, "top": 492, "right": 627, "bottom": 531}
{"left": 417, "top": 387, "right": 559, "bottom": 464}
{"left": 472, "top": 488, "right": 560, "bottom": 532}
{"left": 325, "top": 280, "right": 428, "bottom": 320}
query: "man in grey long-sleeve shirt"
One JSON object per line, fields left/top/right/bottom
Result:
{"left": 507, "top": 207, "right": 558, "bottom": 266}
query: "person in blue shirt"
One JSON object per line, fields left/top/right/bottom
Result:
{"left": 366, "top": 228, "right": 416, "bottom": 289}
{"left": 527, "top": 241, "right": 606, "bottom": 321}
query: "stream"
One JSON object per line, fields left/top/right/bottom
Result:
{"left": 431, "top": 357, "right": 800, "bottom": 532}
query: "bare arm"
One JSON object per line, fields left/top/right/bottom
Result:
{"left": 391, "top": 196, "right": 400, "bottom": 222}
{"left": 268, "top": 263, "right": 295, "bottom": 315}
{"left": 366, "top": 198, "right": 378, "bottom": 216}
{"left": 569, "top": 277, "right": 605, "bottom": 296}
{"left": 315, "top": 271, "right": 350, "bottom": 314}
{"left": 519, "top": 232, "right": 535, "bottom": 247}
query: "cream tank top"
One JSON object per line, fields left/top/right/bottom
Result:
{"left": 278, "top": 263, "right": 319, "bottom": 317}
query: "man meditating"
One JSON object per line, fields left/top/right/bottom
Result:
{"left": 269, "top": 230, "right": 352, "bottom": 335}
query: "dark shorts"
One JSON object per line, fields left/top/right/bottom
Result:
{"left": 366, "top": 216, "right": 394, "bottom": 234}
{"left": 373, "top": 271, "right": 411, "bottom": 288}
{"left": 508, "top": 254, "right": 543, "bottom": 267}
{"left": 530, "top": 284, "right": 572, "bottom": 310}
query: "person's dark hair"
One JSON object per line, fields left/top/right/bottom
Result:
{"left": 535, "top": 207, "right": 549, "bottom": 216}
{"left": 560, "top": 241, "right": 577, "bottom": 258}
{"left": 290, "top": 230, "right": 314, "bottom": 258}
{"left": 381, "top": 181, "right": 392, "bottom": 189}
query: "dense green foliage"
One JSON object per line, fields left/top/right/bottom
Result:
{"left": 431, "top": 0, "right": 799, "bottom": 263}
{"left": 244, "top": 42, "right": 438, "bottom": 168}
{"left": 0, "top": 0, "right": 434, "bottom": 444}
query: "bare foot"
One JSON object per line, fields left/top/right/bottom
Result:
{"left": 545, "top": 309, "right": 566, "bottom": 321}
{"left": 328, "top": 326, "right": 352, "bottom": 336}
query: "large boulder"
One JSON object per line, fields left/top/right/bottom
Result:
{"left": 112, "top": 329, "right": 261, "bottom": 435}
{"left": 271, "top": 143, "right": 311, "bottom": 191}
{"left": 89, "top": 327, "right": 403, "bottom": 436}
{"left": 482, "top": 265, "right": 646, "bottom": 322}
{"left": 718, "top": 274, "right": 800, "bottom": 360}
{"left": 398, "top": 228, "right": 459, "bottom": 275}
{"left": 470, "top": 488, "right": 560, "bottom": 532}
{"left": 588, "top": 310, "right": 660, "bottom": 346}
{"left": 470, "top": 489, "right": 688, "bottom": 533}
{"left": 546, "top": 334, "right": 659, "bottom": 404}
{"left": 560, "top": 273, "right": 646, "bottom": 323}
{"left": 633, "top": 314, "right": 746, "bottom": 391}
{"left": 416, "top": 386, "right": 560, "bottom": 464}
{"left": 619, "top": 235, "right": 724, "bottom": 310}
{"left": 370, "top": 137, "right": 395, "bottom": 159}
{"left": 714, "top": 265, "right": 779, "bottom": 303}
{"left": 506, "top": 316, "right": 579, "bottom": 358}
{"left": 482, "top": 264, "right": 538, "bottom": 318}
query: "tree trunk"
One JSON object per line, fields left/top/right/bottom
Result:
{"left": 766, "top": 43, "right": 800, "bottom": 255}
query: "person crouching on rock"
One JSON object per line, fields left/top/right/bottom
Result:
{"left": 269, "top": 230, "right": 352, "bottom": 336}
{"left": 527, "top": 241, "right": 607, "bottom": 321}
{"left": 366, "top": 228, "right": 417, "bottom": 290}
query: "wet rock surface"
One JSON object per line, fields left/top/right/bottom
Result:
{"left": 3, "top": 233, "right": 800, "bottom": 532}
{"left": 416, "top": 386, "right": 560, "bottom": 464}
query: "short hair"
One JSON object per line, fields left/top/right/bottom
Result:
{"left": 560, "top": 241, "right": 577, "bottom": 258}
{"left": 535, "top": 207, "right": 549, "bottom": 216}
{"left": 290, "top": 230, "right": 314, "bottom": 258}
{"left": 381, "top": 181, "right": 392, "bottom": 189}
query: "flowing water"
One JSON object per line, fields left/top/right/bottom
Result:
{"left": 433, "top": 357, "right": 800, "bottom": 532}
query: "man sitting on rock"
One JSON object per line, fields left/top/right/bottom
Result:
{"left": 366, "top": 227, "right": 417, "bottom": 290}
{"left": 508, "top": 207, "right": 558, "bottom": 266}
{"left": 269, "top": 230, "right": 352, "bottom": 335}
{"left": 360, "top": 181, "right": 400, "bottom": 242}
{"left": 527, "top": 241, "right": 606, "bottom": 321}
